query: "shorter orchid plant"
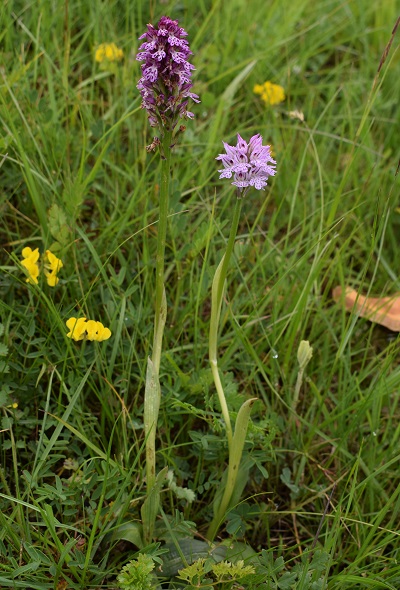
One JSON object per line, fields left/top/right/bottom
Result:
{"left": 207, "top": 134, "right": 276, "bottom": 540}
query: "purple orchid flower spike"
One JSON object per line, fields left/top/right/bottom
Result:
{"left": 216, "top": 133, "right": 276, "bottom": 196}
{"left": 136, "top": 16, "right": 200, "bottom": 134}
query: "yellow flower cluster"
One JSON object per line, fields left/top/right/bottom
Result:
{"left": 21, "top": 247, "right": 40, "bottom": 284}
{"left": 66, "top": 317, "right": 111, "bottom": 342}
{"left": 253, "top": 81, "right": 285, "bottom": 106}
{"left": 21, "top": 247, "right": 63, "bottom": 286}
{"left": 44, "top": 250, "right": 63, "bottom": 286}
{"left": 95, "top": 43, "right": 124, "bottom": 63}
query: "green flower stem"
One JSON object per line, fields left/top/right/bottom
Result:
{"left": 143, "top": 130, "right": 172, "bottom": 543}
{"left": 152, "top": 130, "right": 173, "bottom": 374}
{"left": 207, "top": 196, "right": 251, "bottom": 541}
{"left": 210, "top": 358, "right": 232, "bottom": 447}
{"left": 209, "top": 197, "right": 242, "bottom": 446}
{"left": 292, "top": 368, "right": 304, "bottom": 413}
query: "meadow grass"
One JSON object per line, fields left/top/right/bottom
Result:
{"left": 1, "top": 0, "right": 400, "bottom": 587}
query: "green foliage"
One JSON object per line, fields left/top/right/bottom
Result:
{"left": 212, "top": 559, "right": 256, "bottom": 581}
{"left": 247, "top": 550, "right": 330, "bottom": 590}
{"left": 167, "top": 470, "right": 196, "bottom": 503}
{"left": 0, "top": 324, "right": 11, "bottom": 407}
{"left": 175, "top": 551, "right": 329, "bottom": 589}
{"left": 47, "top": 203, "right": 72, "bottom": 252}
{"left": 117, "top": 553, "right": 156, "bottom": 590}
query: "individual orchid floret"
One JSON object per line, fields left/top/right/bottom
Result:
{"left": 136, "top": 16, "right": 200, "bottom": 132}
{"left": 44, "top": 250, "right": 63, "bottom": 287}
{"left": 216, "top": 134, "right": 276, "bottom": 196}
{"left": 21, "top": 247, "right": 40, "bottom": 284}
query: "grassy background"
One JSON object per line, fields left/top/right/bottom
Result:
{"left": 1, "top": 0, "right": 400, "bottom": 587}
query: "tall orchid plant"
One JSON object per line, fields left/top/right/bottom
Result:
{"left": 136, "top": 16, "right": 199, "bottom": 543}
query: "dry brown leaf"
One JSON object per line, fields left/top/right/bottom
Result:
{"left": 332, "top": 286, "right": 400, "bottom": 332}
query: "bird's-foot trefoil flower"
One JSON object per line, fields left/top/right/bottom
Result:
{"left": 44, "top": 250, "right": 63, "bottom": 286}
{"left": 66, "top": 318, "right": 88, "bottom": 341}
{"left": 136, "top": 16, "right": 200, "bottom": 134}
{"left": 216, "top": 133, "right": 276, "bottom": 196}
{"left": 66, "top": 318, "right": 111, "bottom": 342}
{"left": 253, "top": 81, "right": 285, "bottom": 106}
{"left": 85, "top": 320, "right": 112, "bottom": 342}
{"left": 20, "top": 247, "right": 63, "bottom": 287}
{"left": 95, "top": 42, "right": 124, "bottom": 63}
{"left": 21, "top": 247, "right": 40, "bottom": 284}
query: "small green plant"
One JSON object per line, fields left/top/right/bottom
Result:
{"left": 177, "top": 558, "right": 256, "bottom": 588}
{"left": 117, "top": 553, "right": 156, "bottom": 590}
{"left": 175, "top": 550, "right": 329, "bottom": 590}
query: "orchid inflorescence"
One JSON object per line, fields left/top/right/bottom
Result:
{"left": 216, "top": 133, "right": 276, "bottom": 196}
{"left": 136, "top": 16, "right": 200, "bottom": 131}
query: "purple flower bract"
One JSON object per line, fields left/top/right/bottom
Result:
{"left": 136, "top": 16, "right": 199, "bottom": 131}
{"left": 216, "top": 134, "right": 276, "bottom": 195}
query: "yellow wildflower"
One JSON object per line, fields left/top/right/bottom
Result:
{"left": 95, "top": 42, "right": 124, "bottom": 63}
{"left": 20, "top": 247, "right": 63, "bottom": 286}
{"left": 97, "top": 325, "right": 112, "bottom": 342}
{"left": 21, "top": 247, "right": 40, "bottom": 284}
{"left": 86, "top": 320, "right": 112, "bottom": 342}
{"left": 66, "top": 317, "right": 88, "bottom": 341}
{"left": 253, "top": 81, "right": 285, "bottom": 106}
{"left": 44, "top": 250, "right": 63, "bottom": 286}
{"left": 7, "top": 403, "right": 18, "bottom": 409}
{"left": 66, "top": 317, "right": 111, "bottom": 342}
